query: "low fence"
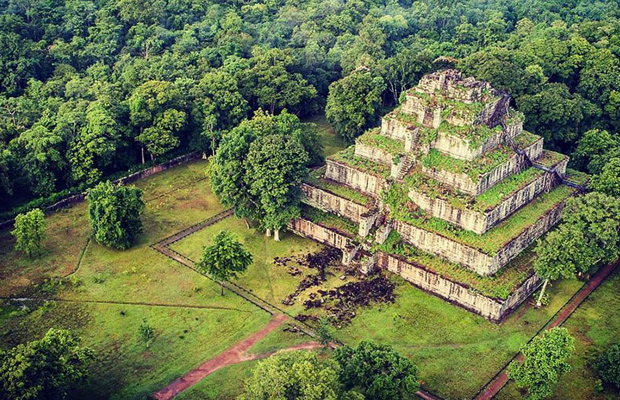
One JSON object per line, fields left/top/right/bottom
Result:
{"left": 0, "top": 152, "right": 201, "bottom": 231}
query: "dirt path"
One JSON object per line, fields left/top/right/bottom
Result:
{"left": 474, "top": 259, "right": 619, "bottom": 400}
{"left": 152, "top": 314, "right": 325, "bottom": 399}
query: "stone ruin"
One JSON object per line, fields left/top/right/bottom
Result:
{"left": 290, "top": 69, "right": 583, "bottom": 323}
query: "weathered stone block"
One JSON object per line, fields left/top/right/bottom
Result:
{"left": 408, "top": 171, "right": 556, "bottom": 234}
{"left": 394, "top": 202, "right": 565, "bottom": 276}
{"left": 324, "top": 160, "right": 387, "bottom": 196}
{"left": 377, "top": 253, "right": 541, "bottom": 322}
{"left": 422, "top": 138, "right": 543, "bottom": 196}
{"left": 289, "top": 217, "right": 354, "bottom": 251}
{"left": 355, "top": 142, "right": 395, "bottom": 165}
{"left": 301, "top": 183, "right": 370, "bottom": 223}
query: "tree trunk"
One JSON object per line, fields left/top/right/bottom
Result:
{"left": 274, "top": 229, "right": 280, "bottom": 241}
{"left": 536, "top": 279, "right": 549, "bottom": 307}
{"left": 265, "top": 228, "right": 271, "bottom": 237}
{"left": 211, "top": 137, "right": 216, "bottom": 156}
{"left": 220, "top": 282, "right": 224, "bottom": 296}
{"left": 244, "top": 218, "right": 250, "bottom": 229}
{"left": 141, "top": 146, "right": 145, "bottom": 164}
{"left": 150, "top": 153, "right": 154, "bottom": 161}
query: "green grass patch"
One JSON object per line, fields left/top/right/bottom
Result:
{"left": 513, "top": 131, "right": 541, "bottom": 147}
{"left": 333, "top": 273, "right": 583, "bottom": 399}
{"left": 304, "top": 167, "right": 374, "bottom": 207}
{"left": 328, "top": 146, "right": 391, "bottom": 178}
{"left": 300, "top": 204, "right": 358, "bottom": 237}
{"left": 375, "top": 231, "right": 534, "bottom": 299}
{"left": 565, "top": 168, "right": 591, "bottom": 185}
{"left": 536, "top": 150, "right": 568, "bottom": 168}
{"left": 356, "top": 129, "right": 405, "bottom": 155}
{"left": 474, "top": 168, "right": 545, "bottom": 211}
{"left": 304, "top": 114, "right": 346, "bottom": 158}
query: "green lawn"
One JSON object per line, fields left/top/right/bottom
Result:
{"left": 0, "top": 160, "right": 281, "bottom": 399}
{"left": 304, "top": 114, "right": 347, "bottom": 158}
{"left": 332, "top": 275, "right": 584, "bottom": 399}
{"left": 496, "top": 268, "right": 620, "bottom": 400}
{"left": 169, "top": 213, "right": 357, "bottom": 316}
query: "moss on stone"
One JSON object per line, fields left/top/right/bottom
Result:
{"left": 375, "top": 231, "right": 535, "bottom": 300}
{"left": 421, "top": 145, "right": 513, "bottom": 181}
{"left": 356, "top": 130, "right": 405, "bottom": 155}
{"left": 385, "top": 183, "right": 576, "bottom": 255}
{"left": 304, "top": 167, "right": 374, "bottom": 207}
{"left": 328, "top": 146, "right": 391, "bottom": 178}
{"left": 300, "top": 204, "right": 358, "bottom": 237}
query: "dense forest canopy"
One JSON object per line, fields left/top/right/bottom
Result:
{"left": 1, "top": 0, "right": 619, "bottom": 216}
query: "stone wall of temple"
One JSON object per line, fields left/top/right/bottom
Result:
{"left": 408, "top": 170, "right": 556, "bottom": 234}
{"left": 376, "top": 253, "right": 541, "bottom": 322}
{"left": 289, "top": 217, "right": 354, "bottom": 250}
{"left": 324, "top": 160, "right": 387, "bottom": 196}
{"left": 301, "top": 183, "right": 371, "bottom": 223}
{"left": 422, "top": 138, "right": 543, "bottom": 196}
{"left": 394, "top": 201, "right": 565, "bottom": 276}
{"left": 354, "top": 142, "right": 395, "bottom": 165}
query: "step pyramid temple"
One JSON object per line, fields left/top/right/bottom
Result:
{"left": 291, "top": 69, "right": 585, "bottom": 322}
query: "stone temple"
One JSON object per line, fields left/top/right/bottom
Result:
{"left": 291, "top": 69, "right": 586, "bottom": 322}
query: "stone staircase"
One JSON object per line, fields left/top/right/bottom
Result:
{"left": 395, "top": 154, "right": 414, "bottom": 181}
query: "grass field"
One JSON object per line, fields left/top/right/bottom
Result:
{"left": 0, "top": 159, "right": 311, "bottom": 400}
{"left": 496, "top": 268, "right": 620, "bottom": 400}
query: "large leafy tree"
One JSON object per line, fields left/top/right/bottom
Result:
{"left": 573, "top": 129, "right": 620, "bottom": 174}
{"left": 245, "top": 134, "right": 309, "bottom": 241}
{"left": 87, "top": 181, "right": 145, "bottom": 250}
{"left": 534, "top": 192, "right": 620, "bottom": 306}
{"left": 17, "top": 124, "right": 65, "bottom": 196}
{"left": 509, "top": 327, "right": 575, "bottom": 400}
{"left": 534, "top": 192, "right": 620, "bottom": 305}
{"left": 326, "top": 69, "right": 385, "bottom": 143}
{"left": 239, "top": 351, "right": 343, "bottom": 400}
{"left": 241, "top": 48, "right": 317, "bottom": 115}
{"left": 11, "top": 208, "right": 46, "bottom": 258}
{"left": 210, "top": 110, "right": 317, "bottom": 226}
{"left": 196, "top": 230, "right": 252, "bottom": 296}
{"left": 190, "top": 70, "right": 248, "bottom": 154}
{"left": 68, "top": 101, "right": 122, "bottom": 185}
{"left": 591, "top": 157, "right": 620, "bottom": 197}
{"left": 0, "top": 328, "right": 94, "bottom": 400}
{"left": 129, "top": 80, "right": 186, "bottom": 163}
{"left": 595, "top": 344, "right": 620, "bottom": 389}
{"left": 334, "top": 340, "right": 419, "bottom": 400}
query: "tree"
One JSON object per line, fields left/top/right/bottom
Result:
{"left": 11, "top": 208, "right": 46, "bottom": 258}
{"left": 0, "top": 328, "right": 94, "bottom": 400}
{"left": 534, "top": 192, "right": 620, "bottom": 306}
{"left": 508, "top": 327, "right": 575, "bottom": 400}
{"left": 68, "top": 101, "right": 122, "bottom": 185}
{"left": 595, "top": 344, "right": 620, "bottom": 388}
{"left": 533, "top": 226, "right": 590, "bottom": 306}
{"left": 129, "top": 80, "right": 186, "bottom": 163}
{"left": 87, "top": 181, "right": 145, "bottom": 250}
{"left": 239, "top": 351, "right": 342, "bottom": 400}
{"left": 196, "top": 230, "right": 252, "bottom": 296}
{"left": 17, "top": 124, "right": 64, "bottom": 196}
{"left": 573, "top": 129, "right": 620, "bottom": 174}
{"left": 191, "top": 70, "right": 248, "bottom": 154}
{"left": 334, "top": 340, "right": 420, "bottom": 400}
{"left": 245, "top": 134, "right": 309, "bottom": 241}
{"left": 326, "top": 69, "right": 385, "bottom": 143}
{"left": 591, "top": 157, "right": 620, "bottom": 197}
{"left": 241, "top": 48, "right": 317, "bottom": 114}
{"left": 211, "top": 110, "right": 318, "bottom": 224}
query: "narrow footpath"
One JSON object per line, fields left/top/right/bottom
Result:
{"left": 474, "top": 259, "right": 619, "bottom": 400}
